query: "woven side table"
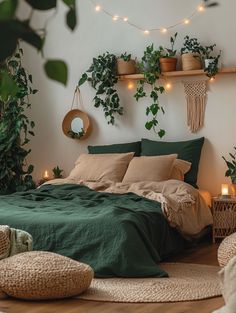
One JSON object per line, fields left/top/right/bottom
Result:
{"left": 212, "top": 197, "right": 236, "bottom": 243}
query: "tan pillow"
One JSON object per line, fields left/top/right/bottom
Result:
{"left": 69, "top": 153, "right": 134, "bottom": 182}
{"left": 122, "top": 154, "right": 177, "bottom": 183}
{"left": 170, "top": 159, "right": 192, "bottom": 181}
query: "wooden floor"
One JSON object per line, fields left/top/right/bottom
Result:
{"left": 0, "top": 242, "right": 224, "bottom": 313}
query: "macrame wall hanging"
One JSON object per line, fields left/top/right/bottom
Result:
{"left": 182, "top": 80, "right": 207, "bottom": 133}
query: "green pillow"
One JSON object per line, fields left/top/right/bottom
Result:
{"left": 141, "top": 137, "right": 204, "bottom": 188}
{"left": 88, "top": 141, "right": 141, "bottom": 157}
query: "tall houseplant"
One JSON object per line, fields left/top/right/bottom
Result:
{"left": 223, "top": 147, "right": 236, "bottom": 184}
{"left": 79, "top": 52, "right": 123, "bottom": 125}
{"left": 134, "top": 44, "right": 165, "bottom": 138}
{"left": 0, "top": 48, "right": 36, "bottom": 194}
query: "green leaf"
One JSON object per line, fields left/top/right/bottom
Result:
{"left": 44, "top": 60, "right": 68, "bottom": 85}
{"left": 158, "top": 129, "right": 166, "bottom": 138}
{"left": 145, "top": 121, "right": 153, "bottom": 130}
{"left": 0, "top": 71, "right": 19, "bottom": 101}
{"left": 78, "top": 73, "right": 88, "bottom": 86}
{"left": 0, "top": 21, "right": 18, "bottom": 62}
{"left": 25, "top": 0, "right": 57, "bottom": 10}
{"left": 66, "top": 8, "right": 76, "bottom": 30}
{"left": 0, "top": 0, "right": 18, "bottom": 21}
{"left": 62, "top": 0, "right": 75, "bottom": 7}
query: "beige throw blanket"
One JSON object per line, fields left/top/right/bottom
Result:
{"left": 44, "top": 178, "right": 213, "bottom": 237}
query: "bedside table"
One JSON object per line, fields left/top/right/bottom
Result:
{"left": 212, "top": 197, "right": 236, "bottom": 243}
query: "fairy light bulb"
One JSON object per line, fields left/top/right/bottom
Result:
{"left": 144, "top": 30, "right": 150, "bottom": 34}
{"left": 161, "top": 28, "right": 167, "bottom": 34}
{"left": 123, "top": 17, "right": 128, "bottom": 22}
{"left": 184, "top": 19, "right": 190, "bottom": 25}
{"left": 95, "top": 5, "right": 101, "bottom": 12}
{"left": 113, "top": 15, "right": 119, "bottom": 21}
{"left": 127, "top": 82, "right": 134, "bottom": 90}
{"left": 165, "top": 83, "right": 172, "bottom": 90}
{"left": 198, "top": 5, "right": 205, "bottom": 12}
{"left": 209, "top": 77, "right": 215, "bottom": 82}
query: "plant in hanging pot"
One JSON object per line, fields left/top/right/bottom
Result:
{"left": 134, "top": 44, "right": 165, "bottom": 138}
{"left": 117, "top": 52, "right": 137, "bottom": 75}
{"left": 222, "top": 147, "right": 236, "bottom": 195}
{"left": 159, "top": 33, "right": 178, "bottom": 72}
{"left": 181, "top": 36, "right": 202, "bottom": 71}
{"left": 201, "top": 44, "right": 221, "bottom": 78}
{"left": 79, "top": 52, "right": 123, "bottom": 125}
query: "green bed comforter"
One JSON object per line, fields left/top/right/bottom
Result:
{"left": 0, "top": 184, "right": 184, "bottom": 277}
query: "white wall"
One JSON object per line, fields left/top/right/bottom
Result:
{"left": 22, "top": 0, "right": 236, "bottom": 196}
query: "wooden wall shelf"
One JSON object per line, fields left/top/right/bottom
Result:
{"left": 118, "top": 67, "right": 236, "bottom": 81}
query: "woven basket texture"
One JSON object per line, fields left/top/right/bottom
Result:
{"left": 0, "top": 251, "right": 93, "bottom": 300}
{"left": 218, "top": 232, "right": 236, "bottom": 267}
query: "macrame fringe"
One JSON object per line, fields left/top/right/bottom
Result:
{"left": 183, "top": 80, "right": 207, "bottom": 133}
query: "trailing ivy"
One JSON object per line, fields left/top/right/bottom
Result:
{"left": 0, "top": 48, "right": 36, "bottom": 194}
{"left": 134, "top": 44, "right": 165, "bottom": 138}
{"left": 79, "top": 52, "right": 123, "bottom": 125}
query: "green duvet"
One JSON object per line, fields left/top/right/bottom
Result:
{"left": 0, "top": 184, "right": 184, "bottom": 277}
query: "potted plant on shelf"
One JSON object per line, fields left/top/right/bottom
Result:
{"left": 159, "top": 32, "right": 178, "bottom": 72}
{"left": 117, "top": 52, "right": 137, "bottom": 75}
{"left": 201, "top": 44, "right": 221, "bottom": 78}
{"left": 52, "top": 166, "right": 63, "bottom": 179}
{"left": 79, "top": 52, "right": 123, "bottom": 125}
{"left": 223, "top": 147, "right": 236, "bottom": 195}
{"left": 181, "top": 36, "right": 202, "bottom": 71}
{"left": 134, "top": 44, "right": 165, "bottom": 138}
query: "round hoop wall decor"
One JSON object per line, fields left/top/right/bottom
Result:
{"left": 62, "top": 109, "right": 92, "bottom": 140}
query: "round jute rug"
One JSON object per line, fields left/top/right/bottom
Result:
{"left": 79, "top": 263, "right": 222, "bottom": 303}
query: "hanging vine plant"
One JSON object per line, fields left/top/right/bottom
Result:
{"left": 0, "top": 47, "right": 36, "bottom": 194}
{"left": 134, "top": 44, "right": 166, "bottom": 138}
{"left": 79, "top": 52, "right": 123, "bottom": 125}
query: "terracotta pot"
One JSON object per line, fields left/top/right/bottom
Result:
{"left": 117, "top": 59, "right": 136, "bottom": 75}
{"left": 160, "top": 57, "right": 177, "bottom": 72}
{"left": 181, "top": 53, "right": 202, "bottom": 71}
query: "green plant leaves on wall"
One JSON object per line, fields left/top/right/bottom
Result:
{"left": 44, "top": 60, "right": 68, "bottom": 85}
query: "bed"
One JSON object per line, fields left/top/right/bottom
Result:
{"left": 0, "top": 138, "right": 213, "bottom": 278}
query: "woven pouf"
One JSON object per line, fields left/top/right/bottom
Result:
{"left": 218, "top": 232, "right": 236, "bottom": 267}
{"left": 0, "top": 251, "right": 93, "bottom": 300}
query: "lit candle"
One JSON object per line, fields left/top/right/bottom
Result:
{"left": 43, "top": 170, "right": 49, "bottom": 180}
{"left": 221, "top": 184, "right": 229, "bottom": 195}
{"left": 221, "top": 184, "right": 231, "bottom": 198}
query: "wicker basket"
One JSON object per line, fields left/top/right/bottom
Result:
{"left": 181, "top": 53, "right": 202, "bottom": 71}
{"left": 213, "top": 198, "right": 236, "bottom": 242}
{"left": 117, "top": 59, "right": 136, "bottom": 75}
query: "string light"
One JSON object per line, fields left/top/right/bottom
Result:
{"left": 90, "top": 0, "right": 207, "bottom": 35}
{"left": 161, "top": 28, "right": 167, "bottom": 34}
{"left": 198, "top": 5, "right": 205, "bottom": 12}
{"left": 165, "top": 83, "right": 172, "bottom": 91}
{"left": 95, "top": 5, "right": 101, "bottom": 12}
{"left": 127, "top": 82, "right": 135, "bottom": 90}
